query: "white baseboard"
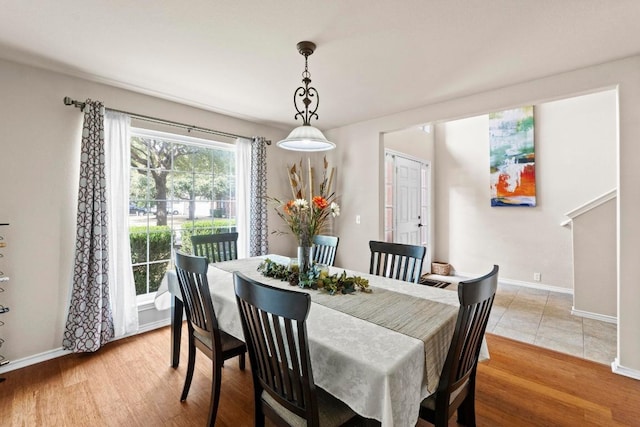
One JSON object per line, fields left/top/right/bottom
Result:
{"left": 137, "top": 318, "right": 172, "bottom": 334}
{"left": 453, "top": 271, "right": 574, "bottom": 294}
{"left": 571, "top": 307, "right": 617, "bottom": 324}
{"left": 0, "top": 317, "right": 172, "bottom": 375}
{"left": 0, "top": 347, "right": 71, "bottom": 374}
{"left": 611, "top": 358, "right": 640, "bottom": 380}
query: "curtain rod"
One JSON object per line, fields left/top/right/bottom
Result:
{"left": 63, "top": 96, "right": 269, "bottom": 144}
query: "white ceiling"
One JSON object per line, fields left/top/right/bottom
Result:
{"left": 2, "top": 0, "right": 640, "bottom": 130}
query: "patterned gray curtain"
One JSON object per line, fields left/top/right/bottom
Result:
{"left": 249, "top": 137, "right": 269, "bottom": 256}
{"left": 62, "top": 100, "right": 114, "bottom": 352}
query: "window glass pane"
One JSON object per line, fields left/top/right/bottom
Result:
{"left": 132, "top": 265, "right": 148, "bottom": 295}
{"left": 385, "top": 155, "right": 394, "bottom": 182}
{"left": 385, "top": 184, "right": 393, "bottom": 206}
{"left": 192, "top": 146, "right": 214, "bottom": 173}
{"left": 172, "top": 171, "right": 192, "bottom": 203}
{"left": 130, "top": 168, "right": 152, "bottom": 200}
{"left": 130, "top": 228, "right": 148, "bottom": 263}
{"left": 172, "top": 144, "right": 194, "bottom": 172}
{"left": 130, "top": 137, "right": 149, "bottom": 167}
{"left": 148, "top": 261, "right": 169, "bottom": 293}
{"left": 385, "top": 207, "right": 394, "bottom": 230}
{"left": 384, "top": 153, "right": 394, "bottom": 243}
{"left": 196, "top": 172, "right": 215, "bottom": 200}
{"left": 148, "top": 228, "right": 172, "bottom": 262}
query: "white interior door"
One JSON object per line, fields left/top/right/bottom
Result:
{"left": 394, "top": 155, "right": 425, "bottom": 245}
{"left": 384, "top": 151, "right": 431, "bottom": 271}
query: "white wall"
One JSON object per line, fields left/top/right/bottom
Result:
{"left": 433, "top": 89, "right": 616, "bottom": 289}
{"left": 571, "top": 197, "right": 617, "bottom": 318}
{"left": 0, "top": 58, "right": 294, "bottom": 366}
{"left": 325, "top": 55, "right": 640, "bottom": 376}
{"left": 384, "top": 126, "right": 434, "bottom": 162}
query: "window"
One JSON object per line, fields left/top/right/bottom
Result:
{"left": 384, "top": 152, "right": 395, "bottom": 242}
{"left": 128, "top": 128, "right": 236, "bottom": 297}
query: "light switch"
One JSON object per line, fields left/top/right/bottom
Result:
{"left": 356, "top": 215, "right": 361, "bottom": 224}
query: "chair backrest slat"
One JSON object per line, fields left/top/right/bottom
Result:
{"left": 247, "top": 303, "right": 271, "bottom": 389}
{"left": 369, "top": 240, "right": 426, "bottom": 283}
{"left": 234, "top": 272, "right": 320, "bottom": 425}
{"left": 191, "top": 232, "right": 239, "bottom": 263}
{"left": 312, "top": 235, "right": 339, "bottom": 266}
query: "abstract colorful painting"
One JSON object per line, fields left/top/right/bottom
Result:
{"left": 489, "top": 106, "right": 536, "bottom": 206}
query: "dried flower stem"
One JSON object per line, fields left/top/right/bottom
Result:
{"left": 308, "top": 158, "right": 313, "bottom": 204}
{"left": 269, "top": 156, "right": 340, "bottom": 246}
{"left": 327, "top": 167, "right": 335, "bottom": 195}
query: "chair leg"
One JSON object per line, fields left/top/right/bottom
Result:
{"left": 206, "top": 364, "right": 222, "bottom": 427}
{"left": 181, "top": 336, "right": 196, "bottom": 401}
{"left": 254, "top": 390, "right": 265, "bottom": 427}
{"left": 432, "top": 398, "right": 450, "bottom": 427}
{"left": 239, "top": 353, "right": 246, "bottom": 370}
{"left": 171, "top": 297, "right": 183, "bottom": 368}
{"left": 457, "top": 394, "right": 476, "bottom": 427}
{"left": 434, "top": 411, "right": 449, "bottom": 427}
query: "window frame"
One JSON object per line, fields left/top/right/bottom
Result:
{"left": 128, "top": 127, "right": 236, "bottom": 304}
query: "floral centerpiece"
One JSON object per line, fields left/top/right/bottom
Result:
{"left": 270, "top": 157, "right": 340, "bottom": 273}
{"left": 278, "top": 197, "right": 340, "bottom": 247}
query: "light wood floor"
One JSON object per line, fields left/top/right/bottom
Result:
{"left": 1, "top": 326, "right": 639, "bottom": 426}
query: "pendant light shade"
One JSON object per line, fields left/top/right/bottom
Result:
{"left": 277, "top": 125, "right": 336, "bottom": 151}
{"left": 277, "top": 41, "right": 335, "bottom": 152}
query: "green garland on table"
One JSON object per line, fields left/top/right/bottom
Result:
{"left": 257, "top": 258, "right": 371, "bottom": 295}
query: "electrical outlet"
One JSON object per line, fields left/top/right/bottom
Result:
{"left": 533, "top": 272, "right": 541, "bottom": 282}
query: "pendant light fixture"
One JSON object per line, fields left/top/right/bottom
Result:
{"left": 277, "top": 41, "right": 336, "bottom": 151}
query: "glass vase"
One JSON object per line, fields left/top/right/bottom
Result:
{"left": 297, "top": 245, "right": 314, "bottom": 275}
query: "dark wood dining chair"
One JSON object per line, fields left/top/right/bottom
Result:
{"left": 174, "top": 251, "right": 246, "bottom": 427}
{"left": 419, "top": 265, "right": 499, "bottom": 427}
{"left": 233, "top": 272, "right": 359, "bottom": 427}
{"left": 312, "top": 234, "right": 340, "bottom": 266}
{"left": 369, "top": 240, "right": 426, "bottom": 283}
{"left": 191, "top": 232, "right": 238, "bottom": 263}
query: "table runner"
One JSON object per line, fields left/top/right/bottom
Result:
{"left": 211, "top": 256, "right": 459, "bottom": 391}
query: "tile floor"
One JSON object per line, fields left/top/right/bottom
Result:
{"left": 432, "top": 276, "right": 617, "bottom": 365}
{"left": 488, "top": 283, "right": 617, "bottom": 365}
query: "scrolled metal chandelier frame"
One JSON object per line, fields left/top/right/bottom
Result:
{"left": 277, "top": 41, "right": 336, "bottom": 152}
{"left": 293, "top": 41, "right": 320, "bottom": 126}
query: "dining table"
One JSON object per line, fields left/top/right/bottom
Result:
{"left": 154, "top": 254, "right": 484, "bottom": 427}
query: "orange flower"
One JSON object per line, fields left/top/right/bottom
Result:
{"left": 284, "top": 200, "right": 295, "bottom": 215}
{"left": 313, "top": 196, "right": 329, "bottom": 210}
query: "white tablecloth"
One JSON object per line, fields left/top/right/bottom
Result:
{"left": 154, "top": 255, "right": 482, "bottom": 427}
